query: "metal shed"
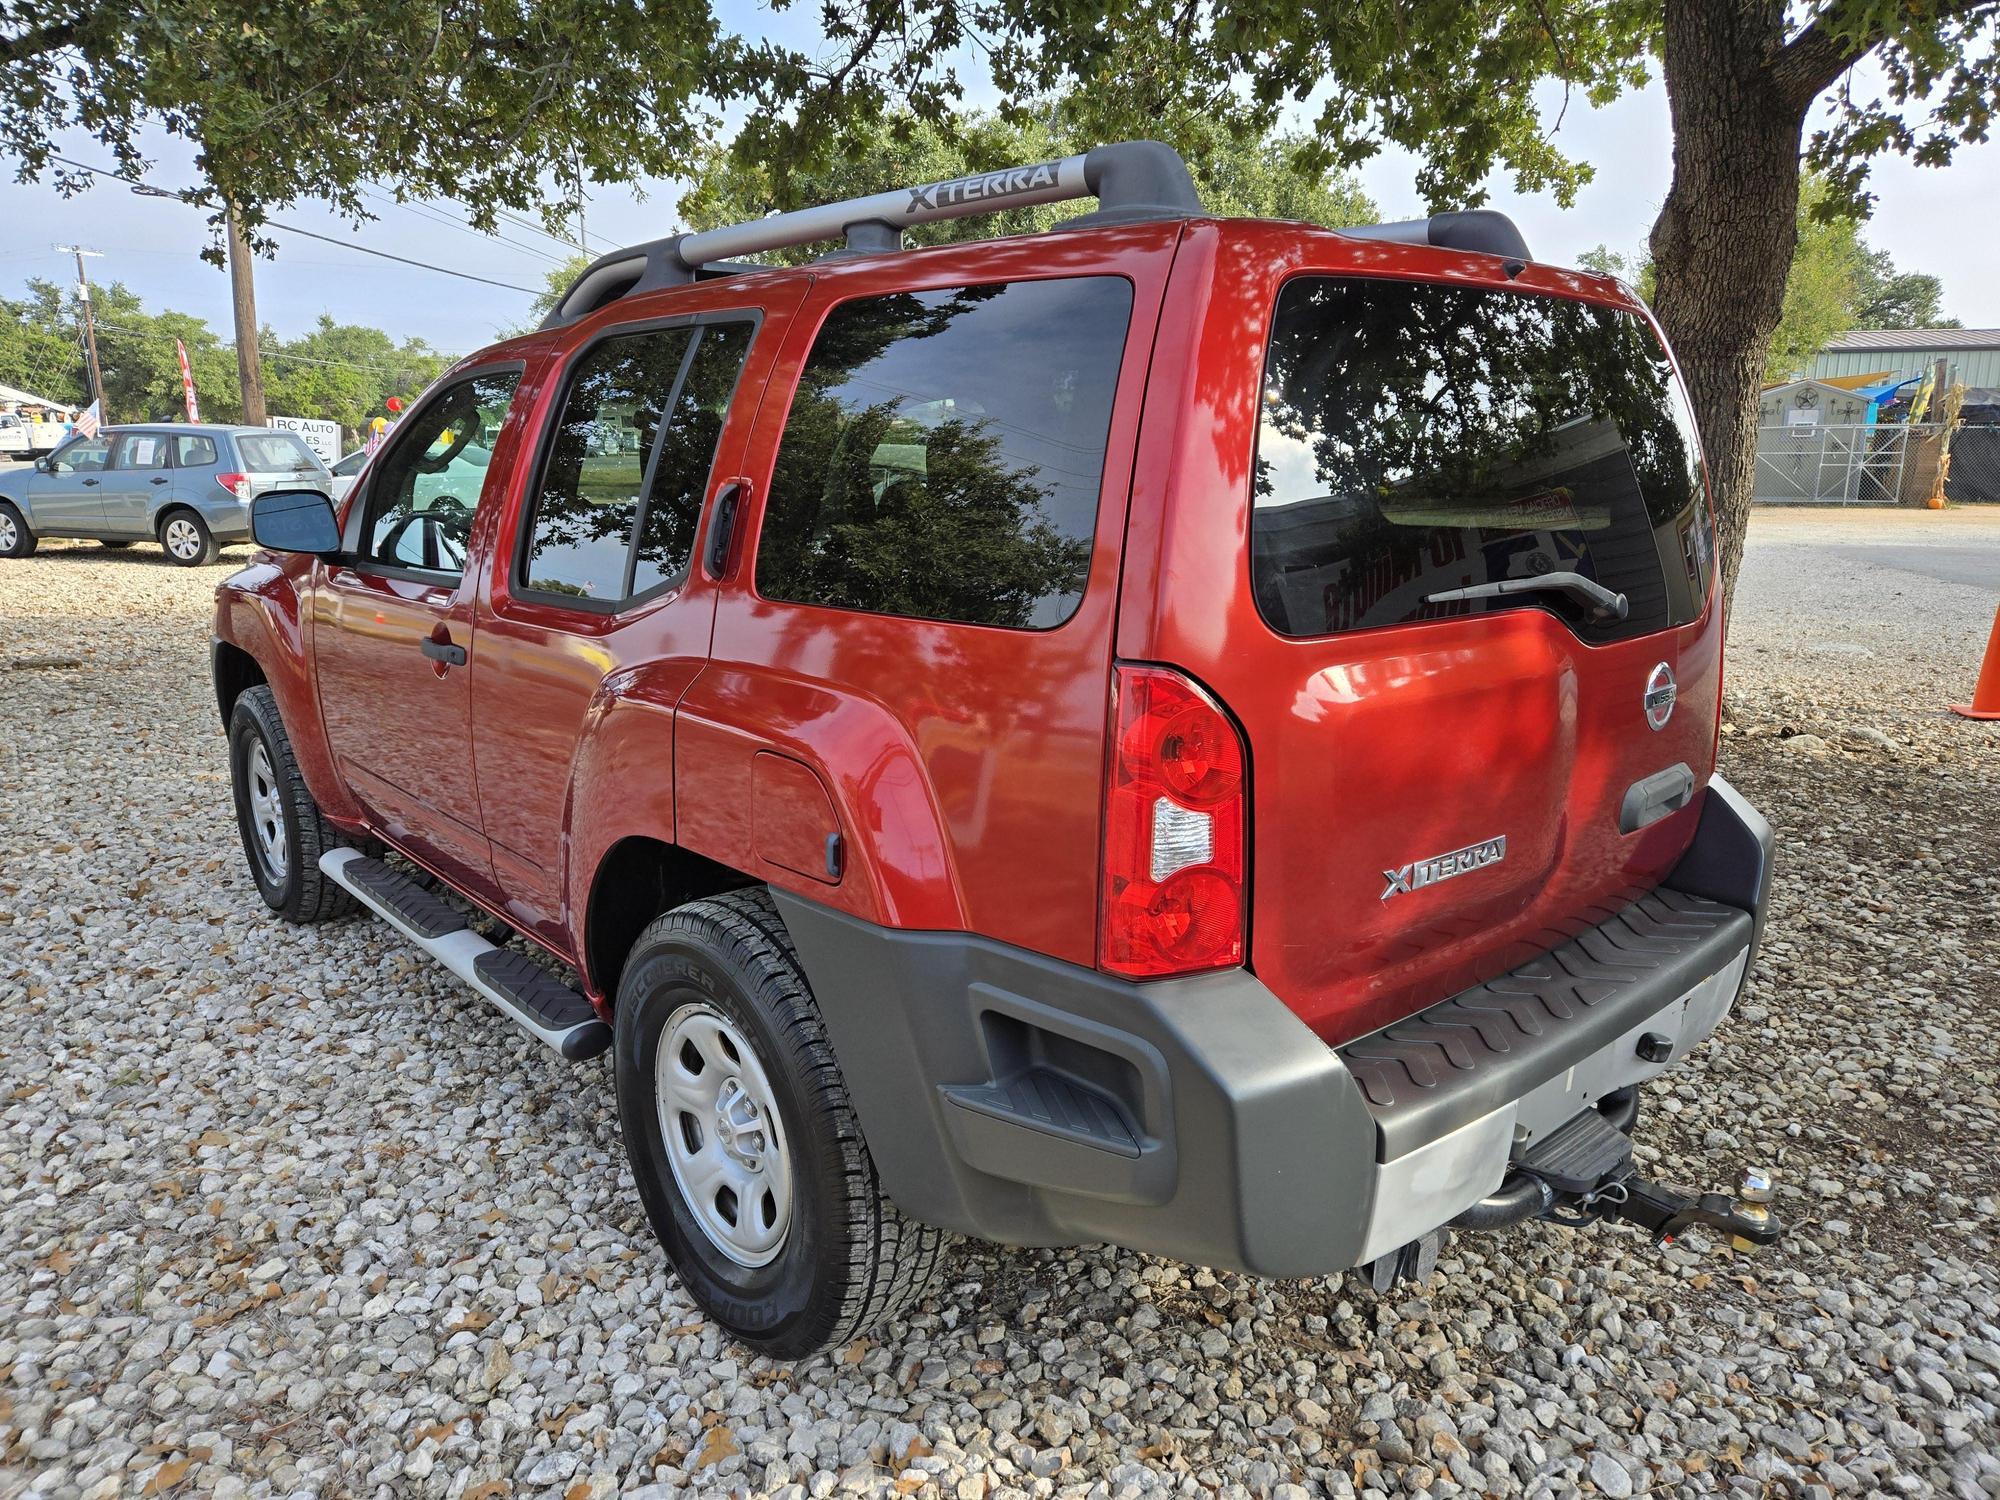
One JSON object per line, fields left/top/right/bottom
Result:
{"left": 1808, "top": 328, "right": 2000, "bottom": 390}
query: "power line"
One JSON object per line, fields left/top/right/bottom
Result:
{"left": 361, "top": 187, "right": 575, "bottom": 269}
{"left": 49, "top": 155, "right": 543, "bottom": 296}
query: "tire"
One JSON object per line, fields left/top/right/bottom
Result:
{"left": 158, "top": 508, "right": 219, "bottom": 566}
{"left": 0, "top": 501, "right": 36, "bottom": 558}
{"left": 614, "top": 888, "right": 949, "bottom": 1358}
{"left": 228, "top": 685, "right": 356, "bottom": 922}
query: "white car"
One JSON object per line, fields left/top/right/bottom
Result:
{"left": 0, "top": 415, "right": 31, "bottom": 458}
{"left": 328, "top": 448, "right": 368, "bottom": 502}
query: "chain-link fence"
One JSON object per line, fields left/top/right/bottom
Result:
{"left": 1944, "top": 425, "right": 2000, "bottom": 504}
{"left": 1754, "top": 421, "right": 2000, "bottom": 505}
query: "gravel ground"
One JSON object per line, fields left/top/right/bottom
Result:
{"left": 3, "top": 509, "right": 1997, "bottom": 1500}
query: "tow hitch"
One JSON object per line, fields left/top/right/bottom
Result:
{"left": 1548, "top": 1168, "right": 1786, "bottom": 1251}
{"left": 1452, "top": 1100, "right": 1788, "bottom": 1253}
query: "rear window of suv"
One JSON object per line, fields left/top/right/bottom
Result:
{"left": 1249, "top": 277, "right": 1712, "bottom": 643}
{"left": 238, "top": 432, "right": 322, "bottom": 472}
{"left": 756, "top": 276, "right": 1133, "bottom": 631}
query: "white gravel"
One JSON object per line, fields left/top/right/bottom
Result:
{"left": 3, "top": 510, "right": 1997, "bottom": 1499}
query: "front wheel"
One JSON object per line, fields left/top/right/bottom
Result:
{"left": 228, "top": 685, "right": 355, "bottom": 922}
{"left": 614, "top": 889, "right": 949, "bottom": 1358}
{"left": 158, "top": 508, "right": 219, "bottom": 566}
{"left": 0, "top": 501, "right": 36, "bottom": 558}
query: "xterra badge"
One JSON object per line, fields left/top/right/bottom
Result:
{"left": 1644, "top": 662, "right": 1677, "bottom": 730}
{"left": 1381, "top": 835, "right": 1507, "bottom": 901}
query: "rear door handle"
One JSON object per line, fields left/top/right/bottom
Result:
{"left": 704, "top": 479, "right": 746, "bottom": 579}
{"left": 1619, "top": 763, "right": 1695, "bottom": 834}
{"left": 419, "top": 637, "right": 468, "bottom": 668}
{"left": 150, "top": 476, "right": 169, "bottom": 486}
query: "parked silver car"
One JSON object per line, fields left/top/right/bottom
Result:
{"left": 0, "top": 423, "right": 332, "bottom": 566}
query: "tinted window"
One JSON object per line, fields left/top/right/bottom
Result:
{"left": 1250, "top": 278, "right": 1711, "bottom": 643}
{"left": 55, "top": 436, "right": 110, "bottom": 473}
{"left": 756, "top": 278, "right": 1132, "bottom": 630}
{"left": 522, "top": 322, "right": 753, "bottom": 602}
{"left": 239, "top": 432, "right": 320, "bottom": 473}
{"left": 113, "top": 432, "right": 170, "bottom": 469}
{"left": 632, "top": 322, "right": 753, "bottom": 595}
{"left": 175, "top": 434, "right": 218, "bottom": 468}
{"left": 359, "top": 370, "right": 520, "bottom": 577}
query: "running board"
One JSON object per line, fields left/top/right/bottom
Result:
{"left": 320, "top": 848, "right": 611, "bottom": 1061}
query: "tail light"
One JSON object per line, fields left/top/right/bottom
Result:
{"left": 1100, "top": 664, "right": 1247, "bottom": 978}
{"left": 216, "top": 472, "right": 250, "bottom": 501}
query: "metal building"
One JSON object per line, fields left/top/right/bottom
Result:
{"left": 1808, "top": 328, "right": 2000, "bottom": 389}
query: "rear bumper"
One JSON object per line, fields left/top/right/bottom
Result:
{"left": 776, "top": 774, "right": 1773, "bottom": 1277}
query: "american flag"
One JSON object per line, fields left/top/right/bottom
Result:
{"left": 74, "top": 400, "right": 101, "bottom": 439}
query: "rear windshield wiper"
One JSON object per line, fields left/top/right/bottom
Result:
{"left": 1426, "top": 571, "right": 1630, "bottom": 621}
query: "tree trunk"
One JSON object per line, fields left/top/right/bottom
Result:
{"left": 1647, "top": 0, "right": 1805, "bottom": 629}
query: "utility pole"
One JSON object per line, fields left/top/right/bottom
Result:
{"left": 226, "top": 204, "right": 266, "bottom": 425}
{"left": 52, "top": 245, "right": 106, "bottom": 418}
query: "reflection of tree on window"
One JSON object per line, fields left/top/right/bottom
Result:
{"left": 1250, "top": 279, "right": 1708, "bottom": 642}
{"left": 757, "top": 278, "right": 1132, "bottom": 630}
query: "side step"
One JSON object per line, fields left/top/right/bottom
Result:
{"left": 321, "top": 848, "right": 611, "bottom": 1061}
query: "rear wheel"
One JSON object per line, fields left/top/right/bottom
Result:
{"left": 614, "top": 888, "right": 949, "bottom": 1358}
{"left": 159, "top": 508, "right": 218, "bottom": 566}
{"left": 0, "top": 502, "right": 35, "bottom": 558}
{"left": 229, "top": 685, "right": 355, "bottom": 922}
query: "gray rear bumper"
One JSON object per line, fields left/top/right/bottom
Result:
{"left": 775, "top": 774, "right": 1773, "bottom": 1277}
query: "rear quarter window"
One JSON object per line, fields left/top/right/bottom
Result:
{"left": 755, "top": 276, "right": 1134, "bottom": 631}
{"left": 1250, "top": 277, "right": 1711, "bottom": 643}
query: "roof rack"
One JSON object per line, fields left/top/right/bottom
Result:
{"left": 539, "top": 140, "right": 1202, "bottom": 330}
{"left": 537, "top": 142, "right": 1538, "bottom": 332}
{"left": 1341, "top": 210, "right": 1532, "bottom": 263}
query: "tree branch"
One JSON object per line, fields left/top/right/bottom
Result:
{"left": 0, "top": 14, "right": 83, "bottom": 66}
{"left": 1774, "top": 0, "right": 1999, "bottom": 111}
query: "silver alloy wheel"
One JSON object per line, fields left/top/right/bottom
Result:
{"left": 164, "top": 515, "right": 203, "bottom": 561}
{"left": 656, "top": 1002, "right": 793, "bottom": 1267}
{"left": 245, "top": 739, "right": 289, "bottom": 883}
{"left": 0, "top": 513, "right": 16, "bottom": 551}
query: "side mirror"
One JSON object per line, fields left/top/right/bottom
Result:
{"left": 251, "top": 488, "right": 342, "bottom": 555}
{"left": 34, "top": 457, "right": 53, "bottom": 473}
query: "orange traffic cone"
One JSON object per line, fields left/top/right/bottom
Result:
{"left": 1951, "top": 605, "right": 2000, "bottom": 720}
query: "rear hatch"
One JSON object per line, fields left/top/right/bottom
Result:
{"left": 234, "top": 429, "right": 331, "bottom": 498}
{"left": 1145, "top": 254, "right": 1722, "bottom": 1044}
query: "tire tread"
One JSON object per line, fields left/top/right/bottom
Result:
{"left": 233, "top": 685, "right": 356, "bottom": 922}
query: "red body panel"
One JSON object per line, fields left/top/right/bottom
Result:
{"left": 212, "top": 212, "right": 1720, "bottom": 1041}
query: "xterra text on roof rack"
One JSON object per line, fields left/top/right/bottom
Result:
{"left": 212, "top": 141, "right": 1783, "bottom": 1358}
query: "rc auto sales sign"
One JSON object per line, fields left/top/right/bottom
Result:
{"left": 268, "top": 415, "right": 341, "bottom": 464}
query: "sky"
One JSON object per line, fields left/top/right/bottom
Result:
{"left": 3, "top": 11, "right": 1996, "bottom": 370}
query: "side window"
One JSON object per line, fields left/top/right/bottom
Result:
{"left": 521, "top": 319, "right": 754, "bottom": 603}
{"left": 632, "top": 322, "right": 753, "bottom": 595}
{"left": 175, "top": 435, "right": 219, "bottom": 468}
{"left": 358, "top": 369, "right": 521, "bottom": 578}
{"left": 55, "top": 436, "right": 111, "bottom": 473}
{"left": 112, "top": 433, "right": 170, "bottom": 470}
{"left": 755, "top": 278, "right": 1133, "bottom": 630}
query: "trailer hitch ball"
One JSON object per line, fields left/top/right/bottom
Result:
{"left": 1730, "top": 1168, "right": 1777, "bottom": 1252}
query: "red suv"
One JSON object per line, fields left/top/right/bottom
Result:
{"left": 213, "top": 142, "right": 1779, "bottom": 1358}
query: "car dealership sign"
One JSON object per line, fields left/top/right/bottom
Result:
{"left": 268, "top": 415, "right": 341, "bottom": 464}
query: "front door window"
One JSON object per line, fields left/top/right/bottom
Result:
{"left": 357, "top": 371, "right": 521, "bottom": 578}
